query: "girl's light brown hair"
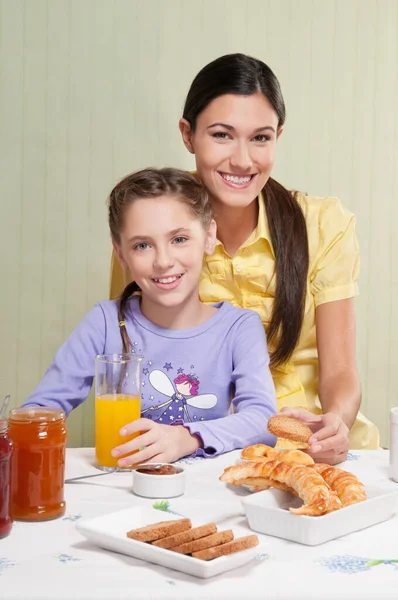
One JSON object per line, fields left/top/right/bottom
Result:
{"left": 108, "top": 167, "right": 212, "bottom": 353}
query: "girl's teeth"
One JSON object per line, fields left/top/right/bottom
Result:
{"left": 221, "top": 174, "right": 252, "bottom": 184}
{"left": 155, "top": 275, "right": 180, "bottom": 283}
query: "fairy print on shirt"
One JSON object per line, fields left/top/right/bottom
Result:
{"left": 141, "top": 369, "right": 217, "bottom": 423}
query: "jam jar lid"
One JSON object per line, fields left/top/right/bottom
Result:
{"left": 9, "top": 406, "right": 65, "bottom": 423}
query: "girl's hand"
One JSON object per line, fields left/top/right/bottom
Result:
{"left": 279, "top": 407, "right": 350, "bottom": 465}
{"left": 111, "top": 418, "right": 201, "bottom": 468}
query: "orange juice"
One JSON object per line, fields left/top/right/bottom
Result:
{"left": 95, "top": 394, "right": 141, "bottom": 469}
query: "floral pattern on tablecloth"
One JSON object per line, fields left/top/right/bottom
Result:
{"left": 175, "top": 456, "right": 206, "bottom": 466}
{"left": 0, "top": 558, "right": 15, "bottom": 575}
{"left": 57, "top": 554, "right": 82, "bottom": 563}
{"left": 345, "top": 452, "right": 360, "bottom": 461}
{"left": 255, "top": 553, "right": 269, "bottom": 561}
{"left": 153, "top": 500, "right": 183, "bottom": 516}
{"left": 317, "top": 555, "right": 398, "bottom": 573}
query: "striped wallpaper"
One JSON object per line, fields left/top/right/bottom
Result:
{"left": 0, "top": 0, "right": 397, "bottom": 446}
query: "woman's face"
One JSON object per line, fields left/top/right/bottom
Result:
{"left": 180, "top": 92, "right": 282, "bottom": 210}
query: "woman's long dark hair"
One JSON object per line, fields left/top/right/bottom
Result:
{"left": 108, "top": 168, "right": 212, "bottom": 353}
{"left": 182, "top": 53, "right": 309, "bottom": 367}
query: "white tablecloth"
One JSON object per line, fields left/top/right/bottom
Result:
{"left": 1, "top": 449, "right": 398, "bottom": 599}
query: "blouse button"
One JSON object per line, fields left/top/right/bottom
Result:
{"left": 235, "top": 264, "right": 243, "bottom": 273}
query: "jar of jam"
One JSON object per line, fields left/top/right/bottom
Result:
{"left": 9, "top": 406, "right": 67, "bottom": 521}
{"left": 0, "top": 419, "right": 13, "bottom": 537}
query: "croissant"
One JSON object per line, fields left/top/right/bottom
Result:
{"left": 220, "top": 459, "right": 340, "bottom": 515}
{"left": 241, "top": 444, "right": 314, "bottom": 467}
{"left": 277, "top": 449, "right": 315, "bottom": 467}
{"left": 238, "top": 476, "right": 295, "bottom": 494}
{"left": 241, "top": 444, "right": 279, "bottom": 462}
{"left": 312, "top": 464, "right": 366, "bottom": 507}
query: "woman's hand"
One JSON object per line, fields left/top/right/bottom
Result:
{"left": 280, "top": 407, "right": 350, "bottom": 465}
{"left": 111, "top": 418, "right": 202, "bottom": 468}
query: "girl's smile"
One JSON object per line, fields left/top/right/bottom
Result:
{"left": 151, "top": 272, "right": 185, "bottom": 290}
{"left": 113, "top": 195, "right": 216, "bottom": 329}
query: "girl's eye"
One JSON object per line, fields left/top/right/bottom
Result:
{"left": 134, "top": 242, "right": 149, "bottom": 251}
{"left": 253, "top": 134, "right": 271, "bottom": 143}
{"left": 173, "top": 236, "right": 188, "bottom": 244}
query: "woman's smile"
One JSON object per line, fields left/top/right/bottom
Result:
{"left": 217, "top": 171, "right": 258, "bottom": 189}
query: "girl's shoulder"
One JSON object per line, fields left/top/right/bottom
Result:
{"left": 214, "top": 302, "right": 264, "bottom": 335}
{"left": 94, "top": 299, "right": 119, "bottom": 319}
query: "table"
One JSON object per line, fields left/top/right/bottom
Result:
{"left": 1, "top": 449, "right": 398, "bottom": 599}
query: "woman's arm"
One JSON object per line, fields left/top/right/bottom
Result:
{"left": 282, "top": 298, "right": 360, "bottom": 464}
{"left": 316, "top": 297, "right": 361, "bottom": 427}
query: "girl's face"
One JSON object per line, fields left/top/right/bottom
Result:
{"left": 113, "top": 195, "right": 216, "bottom": 314}
{"left": 180, "top": 92, "right": 282, "bottom": 210}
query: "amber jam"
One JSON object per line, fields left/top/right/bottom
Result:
{"left": 0, "top": 420, "right": 13, "bottom": 537}
{"left": 9, "top": 407, "right": 67, "bottom": 521}
{"left": 136, "top": 464, "right": 183, "bottom": 475}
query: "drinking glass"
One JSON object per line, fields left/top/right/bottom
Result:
{"left": 95, "top": 354, "right": 142, "bottom": 471}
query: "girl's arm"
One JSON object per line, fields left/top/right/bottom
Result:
{"left": 22, "top": 304, "right": 107, "bottom": 416}
{"left": 184, "top": 312, "right": 278, "bottom": 455}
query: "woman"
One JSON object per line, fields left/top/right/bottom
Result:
{"left": 110, "top": 53, "right": 379, "bottom": 464}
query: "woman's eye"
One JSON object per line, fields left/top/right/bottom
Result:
{"left": 173, "top": 236, "right": 188, "bottom": 244}
{"left": 212, "top": 132, "right": 230, "bottom": 140}
{"left": 134, "top": 242, "right": 149, "bottom": 251}
{"left": 253, "top": 134, "right": 271, "bottom": 143}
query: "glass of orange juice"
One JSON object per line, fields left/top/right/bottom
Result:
{"left": 95, "top": 353, "right": 142, "bottom": 471}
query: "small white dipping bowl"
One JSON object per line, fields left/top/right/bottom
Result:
{"left": 132, "top": 463, "right": 186, "bottom": 498}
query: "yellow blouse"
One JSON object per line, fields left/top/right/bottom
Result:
{"left": 109, "top": 192, "right": 379, "bottom": 449}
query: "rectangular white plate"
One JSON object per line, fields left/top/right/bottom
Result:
{"left": 76, "top": 506, "right": 264, "bottom": 579}
{"left": 241, "top": 484, "right": 398, "bottom": 546}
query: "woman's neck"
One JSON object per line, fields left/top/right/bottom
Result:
{"left": 212, "top": 199, "right": 259, "bottom": 257}
{"left": 140, "top": 294, "right": 217, "bottom": 330}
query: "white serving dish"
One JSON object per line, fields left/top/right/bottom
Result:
{"left": 76, "top": 506, "right": 265, "bottom": 579}
{"left": 241, "top": 485, "right": 398, "bottom": 546}
{"left": 132, "top": 463, "right": 185, "bottom": 498}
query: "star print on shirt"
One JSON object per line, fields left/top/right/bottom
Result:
{"left": 169, "top": 415, "right": 174, "bottom": 421}
{"left": 143, "top": 368, "right": 149, "bottom": 375}
{"left": 177, "top": 367, "right": 184, "bottom": 374}
{"left": 163, "top": 363, "right": 173, "bottom": 371}
{"left": 190, "top": 365, "right": 195, "bottom": 369}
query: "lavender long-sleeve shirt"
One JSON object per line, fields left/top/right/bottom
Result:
{"left": 24, "top": 297, "right": 277, "bottom": 456}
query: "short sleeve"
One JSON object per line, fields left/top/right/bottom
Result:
{"left": 309, "top": 199, "right": 360, "bottom": 307}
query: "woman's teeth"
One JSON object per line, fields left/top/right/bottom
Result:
{"left": 153, "top": 275, "right": 182, "bottom": 284}
{"left": 221, "top": 174, "right": 253, "bottom": 184}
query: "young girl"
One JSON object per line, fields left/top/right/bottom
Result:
{"left": 110, "top": 54, "right": 380, "bottom": 464}
{"left": 23, "top": 168, "right": 277, "bottom": 467}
